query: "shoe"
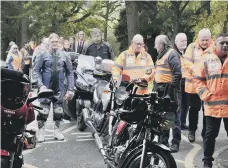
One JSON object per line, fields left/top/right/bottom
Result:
{"left": 54, "top": 122, "right": 65, "bottom": 141}
{"left": 54, "top": 128, "right": 65, "bottom": 141}
{"left": 203, "top": 161, "right": 212, "bottom": 168}
{"left": 181, "top": 124, "right": 189, "bottom": 130}
{"left": 37, "top": 127, "right": 45, "bottom": 142}
{"left": 170, "top": 144, "right": 179, "bottom": 153}
{"left": 188, "top": 131, "right": 195, "bottom": 143}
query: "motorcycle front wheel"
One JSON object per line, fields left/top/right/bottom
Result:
{"left": 122, "top": 148, "right": 177, "bottom": 168}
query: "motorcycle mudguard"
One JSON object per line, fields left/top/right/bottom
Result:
{"left": 117, "top": 142, "right": 170, "bottom": 168}
{"left": 0, "top": 150, "right": 10, "bottom": 156}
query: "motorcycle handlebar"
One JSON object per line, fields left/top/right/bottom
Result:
{"left": 32, "top": 104, "right": 43, "bottom": 110}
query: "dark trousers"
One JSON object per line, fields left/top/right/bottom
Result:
{"left": 187, "top": 93, "right": 206, "bottom": 134}
{"left": 179, "top": 82, "right": 189, "bottom": 126}
{"left": 161, "top": 117, "right": 181, "bottom": 145}
{"left": 203, "top": 116, "right": 228, "bottom": 162}
{"left": 23, "top": 64, "right": 30, "bottom": 76}
{"left": 161, "top": 88, "right": 181, "bottom": 145}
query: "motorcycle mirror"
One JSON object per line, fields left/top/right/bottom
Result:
{"left": 126, "top": 82, "right": 134, "bottom": 92}
{"left": 95, "top": 56, "right": 102, "bottom": 65}
{"left": 145, "top": 68, "right": 152, "bottom": 75}
{"left": 38, "top": 89, "right": 54, "bottom": 99}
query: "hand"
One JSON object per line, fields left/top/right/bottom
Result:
{"left": 64, "top": 91, "right": 74, "bottom": 100}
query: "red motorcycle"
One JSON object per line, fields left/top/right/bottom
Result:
{"left": 1, "top": 68, "right": 53, "bottom": 168}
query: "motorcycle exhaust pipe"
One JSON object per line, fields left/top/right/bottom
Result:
{"left": 109, "top": 115, "right": 114, "bottom": 136}
{"left": 82, "top": 109, "right": 107, "bottom": 159}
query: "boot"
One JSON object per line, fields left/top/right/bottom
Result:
{"left": 188, "top": 130, "right": 195, "bottom": 143}
{"left": 37, "top": 120, "right": 46, "bottom": 142}
{"left": 170, "top": 143, "right": 179, "bottom": 153}
{"left": 54, "top": 121, "right": 65, "bottom": 141}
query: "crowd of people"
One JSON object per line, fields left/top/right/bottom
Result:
{"left": 4, "top": 27, "right": 228, "bottom": 168}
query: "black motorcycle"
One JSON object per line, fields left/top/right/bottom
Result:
{"left": 92, "top": 79, "right": 177, "bottom": 168}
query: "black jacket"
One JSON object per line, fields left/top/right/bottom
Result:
{"left": 83, "top": 41, "right": 114, "bottom": 60}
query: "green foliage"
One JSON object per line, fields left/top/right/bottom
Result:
{"left": 1, "top": 1, "right": 23, "bottom": 60}
{"left": 23, "top": 1, "right": 105, "bottom": 41}
{"left": 193, "top": 1, "right": 228, "bottom": 39}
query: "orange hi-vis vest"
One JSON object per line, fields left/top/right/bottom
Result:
{"left": 112, "top": 46, "right": 154, "bottom": 95}
{"left": 11, "top": 52, "right": 23, "bottom": 72}
{"left": 180, "top": 56, "right": 188, "bottom": 79}
{"left": 154, "top": 49, "right": 174, "bottom": 83}
{"left": 182, "top": 41, "right": 215, "bottom": 94}
{"left": 194, "top": 51, "right": 228, "bottom": 118}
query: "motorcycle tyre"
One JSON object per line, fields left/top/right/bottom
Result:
{"left": 121, "top": 148, "right": 177, "bottom": 168}
{"left": 77, "top": 113, "right": 87, "bottom": 132}
{"left": 1, "top": 157, "right": 9, "bottom": 168}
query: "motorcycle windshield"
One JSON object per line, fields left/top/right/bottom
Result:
{"left": 77, "top": 54, "right": 96, "bottom": 72}
{"left": 76, "top": 55, "right": 96, "bottom": 86}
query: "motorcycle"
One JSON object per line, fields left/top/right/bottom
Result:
{"left": 63, "top": 53, "right": 115, "bottom": 133}
{"left": 84, "top": 77, "right": 177, "bottom": 168}
{"left": 1, "top": 68, "right": 53, "bottom": 168}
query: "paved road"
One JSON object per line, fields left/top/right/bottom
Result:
{"left": 23, "top": 92, "right": 228, "bottom": 168}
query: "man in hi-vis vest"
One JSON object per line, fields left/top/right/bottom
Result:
{"left": 182, "top": 28, "right": 215, "bottom": 143}
{"left": 112, "top": 34, "right": 154, "bottom": 95}
{"left": 194, "top": 33, "right": 228, "bottom": 168}
{"left": 154, "top": 35, "right": 182, "bottom": 153}
{"left": 6, "top": 44, "right": 24, "bottom": 72}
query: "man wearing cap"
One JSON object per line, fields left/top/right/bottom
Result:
{"left": 182, "top": 28, "right": 215, "bottom": 143}
{"left": 112, "top": 34, "right": 154, "bottom": 95}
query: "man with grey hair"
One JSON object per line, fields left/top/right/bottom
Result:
{"left": 174, "top": 33, "right": 189, "bottom": 130}
{"left": 182, "top": 28, "right": 215, "bottom": 143}
{"left": 154, "top": 34, "right": 182, "bottom": 152}
{"left": 33, "top": 33, "right": 74, "bottom": 142}
{"left": 83, "top": 28, "right": 114, "bottom": 60}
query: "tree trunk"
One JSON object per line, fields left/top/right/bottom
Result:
{"left": 104, "top": 1, "right": 110, "bottom": 41}
{"left": 21, "top": 17, "right": 29, "bottom": 47}
{"left": 172, "top": 2, "right": 180, "bottom": 42}
{"left": 223, "top": 4, "right": 228, "bottom": 33}
{"left": 126, "top": 1, "right": 140, "bottom": 45}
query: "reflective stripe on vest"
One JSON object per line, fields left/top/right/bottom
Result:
{"left": 154, "top": 49, "right": 174, "bottom": 83}
{"left": 121, "top": 51, "right": 150, "bottom": 94}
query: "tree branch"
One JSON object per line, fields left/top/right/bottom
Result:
{"left": 195, "top": 1, "right": 210, "bottom": 15}
{"left": 180, "top": 1, "right": 190, "bottom": 14}
{"left": 68, "top": 13, "right": 91, "bottom": 23}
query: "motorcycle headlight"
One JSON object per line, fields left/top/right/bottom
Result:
{"left": 115, "top": 86, "right": 129, "bottom": 101}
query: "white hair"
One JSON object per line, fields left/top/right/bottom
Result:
{"left": 9, "top": 44, "right": 18, "bottom": 53}
{"left": 175, "top": 33, "right": 187, "bottom": 43}
{"left": 198, "top": 28, "right": 211, "bottom": 38}
{"left": 132, "top": 34, "right": 144, "bottom": 43}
